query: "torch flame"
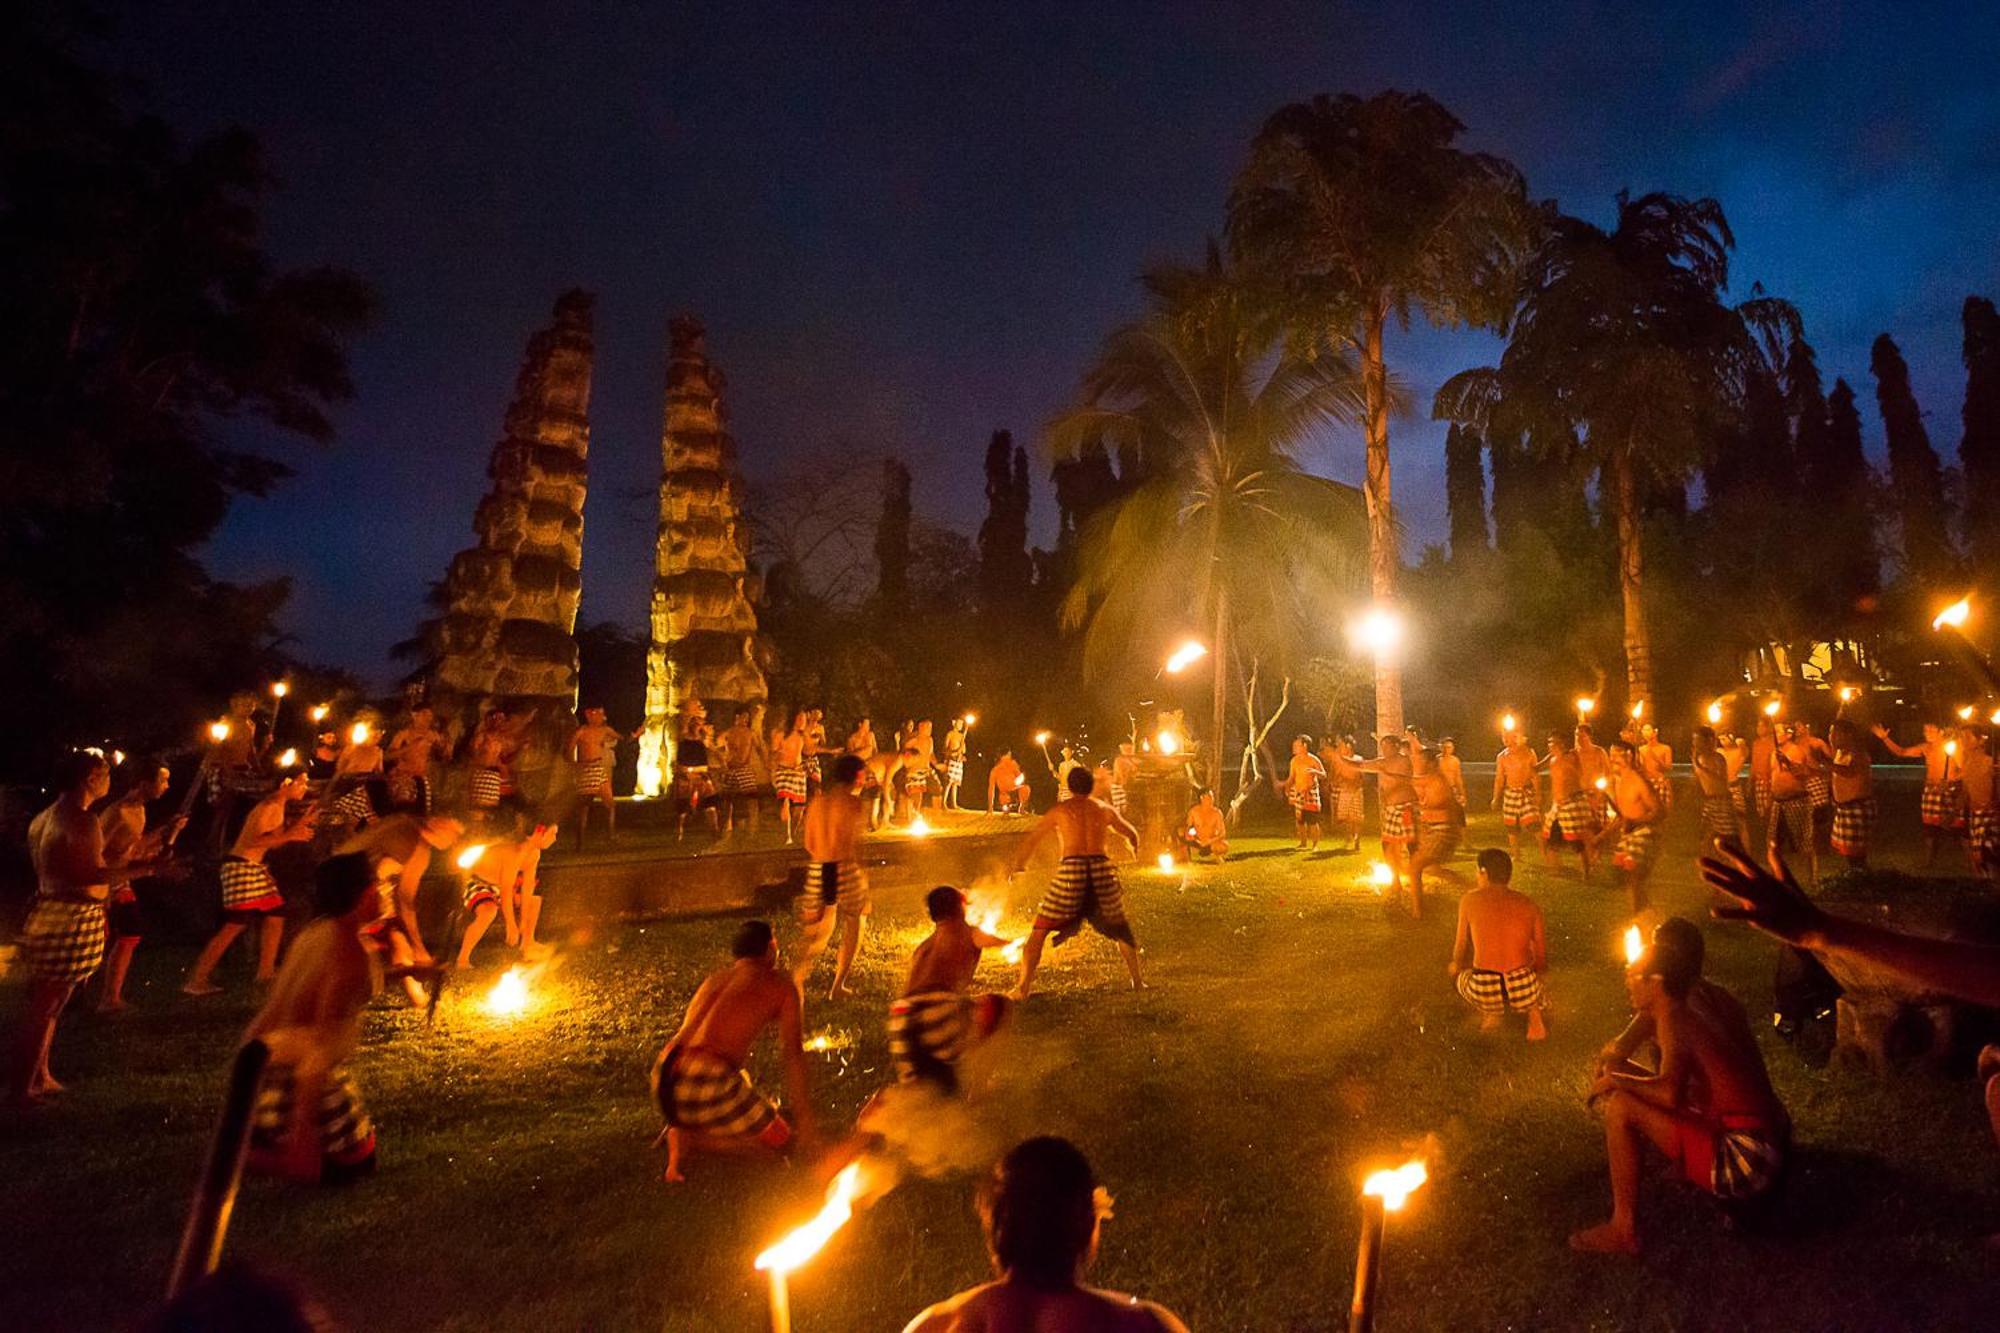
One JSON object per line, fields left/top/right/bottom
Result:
{"left": 1762, "top": 699, "right": 1782, "bottom": 718}
{"left": 483, "top": 966, "right": 530, "bottom": 1019}
{"left": 1164, "top": 640, "right": 1209, "bottom": 674}
{"left": 277, "top": 747, "right": 299, "bottom": 769}
{"left": 1500, "top": 713, "right": 1517, "bottom": 735}
{"left": 962, "top": 712, "right": 977, "bottom": 727}
{"left": 1034, "top": 731, "right": 1051, "bottom": 746}
{"left": 1946, "top": 740, "right": 1959, "bottom": 757}
{"left": 1837, "top": 686, "right": 1858, "bottom": 703}
{"left": 1958, "top": 705, "right": 1977, "bottom": 721}
{"left": 1934, "top": 597, "right": 1972, "bottom": 631}
{"left": 271, "top": 681, "right": 289, "bottom": 698}
{"left": 756, "top": 1162, "right": 867, "bottom": 1274}
{"left": 455, "top": 843, "right": 489, "bottom": 871}
{"left": 1366, "top": 860, "right": 1395, "bottom": 893}
{"left": 1156, "top": 852, "right": 1175, "bottom": 872}
{"left": 1362, "top": 1159, "right": 1428, "bottom": 1212}
{"left": 207, "top": 721, "right": 231, "bottom": 743}
{"left": 1623, "top": 924, "right": 1645, "bottom": 966}
{"left": 310, "top": 704, "right": 330, "bottom": 723}
{"left": 349, "top": 722, "right": 372, "bottom": 746}
{"left": 1705, "top": 702, "right": 1723, "bottom": 725}
{"left": 1630, "top": 699, "right": 1645, "bottom": 720}
{"left": 1593, "top": 775, "right": 1609, "bottom": 791}
{"left": 1575, "top": 696, "right": 1596, "bottom": 716}
{"left": 1013, "top": 773, "right": 1026, "bottom": 787}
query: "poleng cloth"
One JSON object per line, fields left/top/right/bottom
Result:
{"left": 1380, "top": 801, "right": 1418, "bottom": 847}
{"left": 1832, "top": 798, "right": 1878, "bottom": 859}
{"left": 576, "top": 758, "right": 609, "bottom": 792}
{"left": 797, "top": 860, "right": 870, "bottom": 927}
{"left": 1032, "top": 854, "right": 1135, "bottom": 945}
{"left": 1922, "top": 780, "right": 1967, "bottom": 831}
{"left": 1333, "top": 784, "right": 1365, "bottom": 824}
{"left": 1612, "top": 823, "right": 1660, "bottom": 877}
{"left": 1768, "top": 796, "right": 1813, "bottom": 857}
{"left": 1677, "top": 1112, "right": 1787, "bottom": 1201}
{"left": 887, "top": 991, "right": 1008, "bottom": 1092}
{"left": 1500, "top": 785, "right": 1540, "bottom": 828}
{"left": 1455, "top": 965, "right": 1543, "bottom": 1015}
{"left": 1288, "top": 781, "right": 1322, "bottom": 815}
{"left": 1547, "top": 791, "right": 1597, "bottom": 843}
{"left": 250, "top": 1062, "right": 377, "bottom": 1178}
{"left": 651, "top": 1045, "right": 780, "bottom": 1138}
{"left": 22, "top": 898, "right": 107, "bottom": 984}
{"left": 220, "top": 857, "right": 285, "bottom": 914}
{"left": 773, "top": 763, "right": 808, "bottom": 802}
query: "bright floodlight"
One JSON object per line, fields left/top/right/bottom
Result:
{"left": 1348, "top": 607, "right": 1405, "bottom": 657}
{"left": 1164, "top": 640, "right": 1209, "bottom": 675}
{"left": 1933, "top": 597, "right": 1972, "bottom": 631}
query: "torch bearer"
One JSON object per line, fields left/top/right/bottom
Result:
{"left": 1575, "top": 696, "right": 1596, "bottom": 728}
{"left": 268, "top": 680, "right": 289, "bottom": 745}
{"left": 1350, "top": 1159, "right": 1427, "bottom": 1333}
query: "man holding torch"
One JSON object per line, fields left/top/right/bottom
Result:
{"left": 987, "top": 748, "right": 1028, "bottom": 814}
{"left": 1490, "top": 726, "right": 1542, "bottom": 860}
{"left": 1873, "top": 720, "right": 1962, "bottom": 868}
{"left": 184, "top": 771, "right": 316, "bottom": 996}
{"left": 1595, "top": 741, "right": 1663, "bottom": 917}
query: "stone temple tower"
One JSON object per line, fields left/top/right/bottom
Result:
{"left": 635, "top": 316, "right": 768, "bottom": 795}
{"left": 430, "top": 290, "right": 594, "bottom": 710}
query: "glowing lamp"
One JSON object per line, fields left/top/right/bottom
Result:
{"left": 207, "top": 721, "right": 231, "bottom": 744}
{"left": 1164, "top": 640, "right": 1209, "bottom": 674}
{"left": 483, "top": 966, "right": 529, "bottom": 1019}
{"left": 1623, "top": 924, "right": 1645, "bottom": 966}
{"left": 1156, "top": 729, "right": 1182, "bottom": 756}
{"left": 455, "top": 843, "right": 489, "bottom": 871}
{"left": 1348, "top": 606, "right": 1406, "bottom": 657}
{"left": 277, "top": 747, "right": 299, "bottom": 769}
{"left": 349, "top": 722, "right": 372, "bottom": 746}
{"left": 1933, "top": 597, "right": 1972, "bottom": 631}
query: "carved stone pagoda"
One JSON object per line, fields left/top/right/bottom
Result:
{"left": 636, "top": 316, "right": 768, "bottom": 795}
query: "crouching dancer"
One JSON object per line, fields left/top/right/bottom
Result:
{"left": 1009, "top": 767, "right": 1144, "bottom": 1000}
{"left": 651, "top": 920, "right": 815, "bottom": 1182}
{"left": 1448, "top": 849, "right": 1548, "bottom": 1040}
{"left": 244, "top": 853, "right": 384, "bottom": 1184}
{"left": 902, "top": 1136, "right": 1190, "bottom": 1333}
{"left": 888, "top": 887, "right": 1012, "bottom": 1094}
{"left": 1571, "top": 917, "right": 1790, "bottom": 1256}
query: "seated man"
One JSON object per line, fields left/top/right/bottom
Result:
{"left": 1448, "top": 848, "right": 1548, "bottom": 1040}
{"left": 887, "top": 887, "right": 1012, "bottom": 1094}
{"left": 988, "top": 749, "right": 1029, "bottom": 814}
{"left": 902, "top": 1136, "right": 1191, "bottom": 1333}
{"left": 1572, "top": 916, "right": 1790, "bottom": 1256}
{"left": 1180, "top": 788, "right": 1230, "bottom": 862}
{"left": 244, "top": 853, "right": 384, "bottom": 1185}
{"left": 650, "top": 920, "right": 814, "bottom": 1183}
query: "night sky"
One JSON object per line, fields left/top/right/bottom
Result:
{"left": 108, "top": 2, "right": 2000, "bottom": 686}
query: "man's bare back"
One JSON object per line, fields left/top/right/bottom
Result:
{"left": 905, "top": 919, "right": 1002, "bottom": 997}
{"left": 678, "top": 961, "right": 797, "bottom": 1067}
{"left": 904, "top": 1281, "right": 1188, "bottom": 1333}
{"left": 1455, "top": 886, "right": 1545, "bottom": 975}
{"left": 804, "top": 789, "right": 866, "bottom": 863}
{"left": 1022, "top": 797, "right": 1137, "bottom": 864}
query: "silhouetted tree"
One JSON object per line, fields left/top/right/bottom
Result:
{"left": 1443, "top": 423, "right": 1490, "bottom": 562}
{"left": 976, "top": 430, "right": 1033, "bottom": 611}
{"left": 1822, "top": 377, "right": 1883, "bottom": 606}
{"left": 1871, "top": 333, "right": 1953, "bottom": 585}
{"left": 874, "top": 458, "right": 912, "bottom": 604}
{"left": 1959, "top": 296, "right": 2000, "bottom": 568}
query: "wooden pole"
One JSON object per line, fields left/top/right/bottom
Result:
{"left": 167, "top": 1039, "right": 270, "bottom": 1298}
{"left": 767, "top": 1269, "right": 791, "bottom": 1333}
{"left": 1348, "top": 1194, "right": 1387, "bottom": 1333}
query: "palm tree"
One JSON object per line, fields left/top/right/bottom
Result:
{"left": 1435, "top": 192, "right": 1797, "bottom": 712}
{"left": 1049, "top": 247, "right": 1372, "bottom": 789}
{"left": 1229, "top": 91, "right": 1533, "bottom": 734}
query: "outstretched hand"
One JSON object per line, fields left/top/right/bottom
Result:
{"left": 1700, "top": 841, "right": 1824, "bottom": 946}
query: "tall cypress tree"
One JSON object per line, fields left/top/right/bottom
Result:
{"left": 1871, "top": 333, "right": 1953, "bottom": 585}
{"left": 977, "top": 430, "right": 1033, "bottom": 610}
{"left": 1823, "top": 377, "right": 1882, "bottom": 606}
{"left": 1443, "top": 422, "right": 1490, "bottom": 562}
{"left": 875, "top": 457, "right": 912, "bottom": 604}
{"left": 1959, "top": 297, "right": 2000, "bottom": 568}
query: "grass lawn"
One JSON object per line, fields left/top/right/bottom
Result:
{"left": 6, "top": 804, "right": 2000, "bottom": 1331}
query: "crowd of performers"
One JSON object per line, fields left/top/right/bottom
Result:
{"left": 15, "top": 690, "right": 2000, "bottom": 1317}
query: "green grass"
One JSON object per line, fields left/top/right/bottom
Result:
{"left": 6, "top": 808, "right": 2000, "bottom": 1331}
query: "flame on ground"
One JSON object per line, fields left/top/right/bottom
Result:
{"left": 969, "top": 890, "right": 1025, "bottom": 965}
{"left": 1623, "top": 924, "right": 1645, "bottom": 966}
{"left": 1362, "top": 1159, "right": 1428, "bottom": 1212}
{"left": 1364, "top": 861, "right": 1394, "bottom": 893}
{"left": 908, "top": 815, "right": 932, "bottom": 837}
{"left": 483, "top": 966, "right": 531, "bottom": 1019}
{"left": 1156, "top": 852, "right": 1175, "bottom": 872}
{"left": 755, "top": 1161, "right": 869, "bottom": 1274}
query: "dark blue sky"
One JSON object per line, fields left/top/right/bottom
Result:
{"left": 111, "top": 1, "right": 2000, "bottom": 684}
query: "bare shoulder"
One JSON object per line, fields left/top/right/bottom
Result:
{"left": 1090, "top": 1289, "right": 1191, "bottom": 1332}
{"left": 901, "top": 1283, "right": 990, "bottom": 1332}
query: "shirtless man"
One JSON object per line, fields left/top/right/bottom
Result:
{"left": 455, "top": 822, "right": 559, "bottom": 968}
{"left": 803, "top": 707, "right": 829, "bottom": 794}
{"left": 331, "top": 718, "right": 386, "bottom": 829}
{"left": 340, "top": 813, "right": 465, "bottom": 1002}
{"left": 1438, "top": 737, "right": 1469, "bottom": 810}
{"left": 1405, "top": 740, "right": 1464, "bottom": 917}
{"left": 1575, "top": 724, "right": 1610, "bottom": 828}
{"left": 1323, "top": 735, "right": 1367, "bottom": 851}
{"left": 203, "top": 692, "right": 265, "bottom": 856}
{"left": 1689, "top": 726, "right": 1744, "bottom": 853}
{"left": 1796, "top": 720, "right": 1836, "bottom": 841}
{"left": 988, "top": 748, "right": 1028, "bottom": 814}
{"left": 9, "top": 752, "right": 165, "bottom": 1102}
{"left": 1719, "top": 728, "right": 1752, "bottom": 832}
{"left": 1541, "top": 732, "right": 1596, "bottom": 880}
{"left": 651, "top": 920, "right": 814, "bottom": 1182}
{"left": 1110, "top": 740, "right": 1139, "bottom": 820}
{"left": 568, "top": 705, "right": 623, "bottom": 848}
{"left": 942, "top": 718, "right": 970, "bottom": 811}
{"left": 1750, "top": 714, "right": 1778, "bottom": 835}
{"left": 715, "top": 708, "right": 763, "bottom": 835}
{"left": 901, "top": 719, "right": 939, "bottom": 820}
{"left": 467, "top": 707, "right": 514, "bottom": 816}
{"left": 902, "top": 1137, "right": 1191, "bottom": 1333}
{"left": 1359, "top": 735, "right": 1419, "bottom": 897}
{"left": 97, "top": 760, "right": 180, "bottom": 1012}
{"left": 1768, "top": 724, "right": 1820, "bottom": 885}
{"left": 771, "top": 709, "right": 811, "bottom": 844}
{"left": 888, "top": 887, "right": 1013, "bottom": 1093}
{"left": 1009, "top": 767, "right": 1143, "bottom": 999}
{"left": 1571, "top": 919, "right": 1790, "bottom": 1256}
{"left": 1449, "top": 849, "right": 1549, "bottom": 1040}
{"left": 1181, "top": 788, "right": 1230, "bottom": 862}
{"left": 1874, "top": 721, "right": 1962, "bottom": 868}
{"left": 385, "top": 706, "right": 448, "bottom": 814}
{"left": 672, "top": 700, "right": 717, "bottom": 839}
{"left": 1491, "top": 728, "right": 1542, "bottom": 859}
{"left": 794, "top": 754, "right": 873, "bottom": 998}
{"left": 1637, "top": 723, "right": 1674, "bottom": 811}
{"left": 1595, "top": 740, "right": 1663, "bottom": 917}
{"left": 1281, "top": 734, "right": 1326, "bottom": 850}
{"left": 1827, "top": 719, "right": 1878, "bottom": 870}
{"left": 1961, "top": 726, "right": 1997, "bottom": 879}
{"left": 243, "top": 853, "right": 385, "bottom": 1184}
{"left": 185, "top": 771, "right": 316, "bottom": 996}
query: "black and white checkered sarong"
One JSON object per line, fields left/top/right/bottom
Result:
{"left": 1768, "top": 796, "right": 1813, "bottom": 856}
{"left": 1455, "top": 964, "right": 1543, "bottom": 1014}
{"left": 470, "top": 767, "right": 504, "bottom": 808}
{"left": 1501, "top": 785, "right": 1539, "bottom": 827}
{"left": 1700, "top": 794, "right": 1738, "bottom": 840}
{"left": 796, "top": 860, "right": 870, "bottom": 927}
{"left": 774, "top": 764, "right": 807, "bottom": 802}
{"left": 220, "top": 857, "right": 285, "bottom": 914}
{"left": 22, "top": 899, "right": 108, "bottom": 984}
{"left": 1832, "top": 798, "right": 1877, "bottom": 859}
{"left": 1922, "top": 781, "right": 1966, "bottom": 831}
{"left": 887, "top": 990, "right": 1004, "bottom": 1092}
{"left": 1033, "top": 854, "right": 1135, "bottom": 945}
{"left": 1381, "top": 801, "right": 1418, "bottom": 846}
{"left": 651, "top": 1045, "right": 778, "bottom": 1137}
{"left": 1613, "top": 823, "right": 1660, "bottom": 877}
{"left": 1334, "top": 785, "right": 1365, "bottom": 824}
{"left": 250, "top": 1062, "right": 377, "bottom": 1173}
